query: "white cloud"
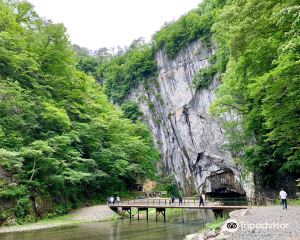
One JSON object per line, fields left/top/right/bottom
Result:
{"left": 27, "top": 0, "right": 201, "bottom": 50}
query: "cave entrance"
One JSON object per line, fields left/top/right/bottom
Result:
{"left": 207, "top": 188, "right": 247, "bottom": 206}
{"left": 204, "top": 170, "right": 247, "bottom": 205}
{"left": 207, "top": 188, "right": 245, "bottom": 198}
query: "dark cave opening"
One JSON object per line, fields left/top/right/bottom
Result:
{"left": 206, "top": 188, "right": 247, "bottom": 205}
{"left": 207, "top": 187, "right": 246, "bottom": 198}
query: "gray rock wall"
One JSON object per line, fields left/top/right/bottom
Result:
{"left": 129, "top": 41, "right": 254, "bottom": 197}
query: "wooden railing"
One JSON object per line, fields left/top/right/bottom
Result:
{"left": 108, "top": 197, "right": 248, "bottom": 207}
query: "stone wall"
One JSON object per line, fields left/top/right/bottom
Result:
{"left": 129, "top": 40, "right": 254, "bottom": 197}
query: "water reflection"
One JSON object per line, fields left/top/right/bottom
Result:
{"left": 0, "top": 209, "right": 217, "bottom": 240}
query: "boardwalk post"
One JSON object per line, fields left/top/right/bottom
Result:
{"left": 146, "top": 208, "right": 148, "bottom": 221}
{"left": 137, "top": 208, "right": 148, "bottom": 221}
{"left": 109, "top": 201, "right": 248, "bottom": 222}
{"left": 156, "top": 208, "right": 166, "bottom": 222}
{"left": 212, "top": 209, "right": 223, "bottom": 218}
{"left": 122, "top": 207, "right": 132, "bottom": 220}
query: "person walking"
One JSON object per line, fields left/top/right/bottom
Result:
{"left": 279, "top": 188, "right": 288, "bottom": 209}
{"left": 179, "top": 194, "right": 183, "bottom": 206}
{"left": 199, "top": 194, "right": 204, "bottom": 206}
{"left": 171, "top": 195, "right": 175, "bottom": 205}
{"left": 201, "top": 193, "right": 206, "bottom": 206}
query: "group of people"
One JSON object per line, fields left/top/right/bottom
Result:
{"left": 107, "top": 189, "right": 288, "bottom": 209}
{"left": 168, "top": 194, "right": 184, "bottom": 205}
{"left": 168, "top": 193, "right": 206, "bottom": 206}
{"left": 107, "top": 196, "right": 120, "bottom": 204}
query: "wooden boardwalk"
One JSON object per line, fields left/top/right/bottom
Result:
{"left": 109, "top": 204, "right": 247, "bottom": 210}
{"left": 108, "top": 198, "right": 248, "bottom": 222}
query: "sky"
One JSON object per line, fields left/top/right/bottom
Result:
{"left": 27, "top": 0, "right": 201, "bottom": 50}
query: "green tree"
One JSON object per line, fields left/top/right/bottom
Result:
{"left": 121, "top": 101, "right": 143, "bottom": 122}
{"left": 210, "top": 0, "right": 300, "bottom": 187}
{"left": 0, "top": 0, "right": 159, "bottom": 224}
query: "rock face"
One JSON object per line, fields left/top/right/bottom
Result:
{"left": 129, "top": 41, "right": 254, "bottom": 198}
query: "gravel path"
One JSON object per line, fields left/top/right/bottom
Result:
{"left": 218, "top": 206, "right": 300, "bottom": 240}
{"left": 69, "top": 204, "right": 116, "bottom": 221}
{"left": 0, "top": 204, "right": 117, "bottom": 233}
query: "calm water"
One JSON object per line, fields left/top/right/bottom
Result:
{"left": 0, "top": 209, "right": 217, "bottom": 240}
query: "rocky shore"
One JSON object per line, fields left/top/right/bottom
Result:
{"left": 185, "top": 206, "right": 300, "bottom": 240}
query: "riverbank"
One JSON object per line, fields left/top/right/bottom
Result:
{"left": 0, "top": 208, "right": 213, "bottom": 240}
{"left": 0, "top": 205, "right": 118, "bottom": 234}
{"left": 185, "top": 205, "right": 300, "bottom": 240}
{"left": 0, "top": 204, "right": 187, "bottom": 234}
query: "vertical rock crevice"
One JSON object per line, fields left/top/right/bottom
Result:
{"left": 129, "top": 40, "right": 254, "bottom": 198}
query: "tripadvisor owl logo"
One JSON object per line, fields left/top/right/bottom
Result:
{"left": 222, "top": 219, "right": 239, "bottom": 233}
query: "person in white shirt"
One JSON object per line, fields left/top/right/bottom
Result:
{"left": 279, "top": 188, "right": 287, "bottom": 210}
{"left": 201, "top": 193, "right": 206, "bottom": 206}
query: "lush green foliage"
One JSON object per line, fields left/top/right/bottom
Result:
{"left": 1, "top": 0, "right": 298, "bottom": 226}
{"left": 98, "top": 42, "right": 157, "bottom": 104}
{"left": 74, "top": 47, "right": 99, "bottom": 78}
{"left": 84, "top": 0, "right": 300, "bottom": 191}
{"left": 201, "top": 216, "right": 226, "bottom": 233}
{"left": 0, "top": 0, "right": 159, "bottom": 223}
{"left": 121, "top": 101, "right": 143, "bottom": 123}
{"left": 152, "top": 0, "right": 300, "bottom": 187}
{"left": 73, "top": 45, "right": 112, "bottom": 82}
{"left": 210, "top": 0, "right": 300, "bottom": 186}
{"left": 153, "top": 174, "right": 180, "bottom": 197}
{"left": 193, "top": 64, "right": 217, "bottom": 90}
{"left": 152, "top": 0, "right": 226, "bottom": 59}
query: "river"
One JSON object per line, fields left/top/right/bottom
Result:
{"left": 0, "top": 209, "right": 218, "bottom": 240}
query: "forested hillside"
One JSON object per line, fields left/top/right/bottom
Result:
{"left": 0, "top": 1, "right": 158, "bottom": 224}
{"left": 1, "top": 0, "right": 299, "bottom": 226}
{"left": 94, "top": 0, "right": 300, "bottom": 191}
{"left": 209, "top": 0, "right": 300, "bottom": 189}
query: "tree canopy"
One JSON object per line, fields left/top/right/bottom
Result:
{"left": 0, "top": 0, "right": 158, "bottom": 223}
{"left": 98, "top": 0, "right": 300, "bottom": 190}
{"left": 210, "top": 0, "right": 300, "bottom": 187}
{"left": 1, "top": 0, "right": 299, "bottom": 225}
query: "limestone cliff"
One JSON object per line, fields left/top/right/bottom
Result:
{"left": 129, "top": 41, "right": 254, "bottom": 198}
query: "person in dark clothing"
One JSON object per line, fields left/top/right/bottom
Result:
{"left": 199, "top": 195, "right": 204, "bottom": 206}
{"left": 171, "top": 195, "right": 175, "bottom": 205}
{"left": 179, "top": 195, "right": 183, "bottom": 205}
